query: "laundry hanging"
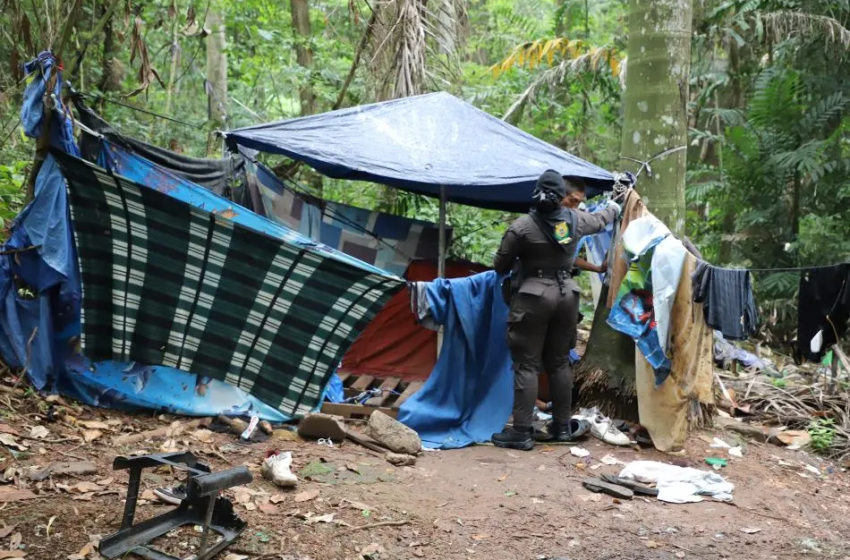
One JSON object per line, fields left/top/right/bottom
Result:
{"left": 796, "top": 263, "right": 850, "bottom": 362}
{"left": 691, "top": 262, "right": 758, "bottom": 341}
{"left": 606, "top": 214, "right": 687, "bottom": 386}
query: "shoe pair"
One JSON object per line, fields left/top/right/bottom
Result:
{"left": 492, "top": 418, "right": 591, "bottom": 451}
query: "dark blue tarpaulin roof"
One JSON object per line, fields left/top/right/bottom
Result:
{"left": 224, "top": 92, "right": 614, "bottom": 212}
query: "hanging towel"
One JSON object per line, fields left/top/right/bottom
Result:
{"left": 399, "top": 271, "right": 513, "bottom": 449}
{"left": 692, "top": 262, "right": 758, "bottom": 340}
{"left": 796, "top": 264, "right": 850, "bottom": 362}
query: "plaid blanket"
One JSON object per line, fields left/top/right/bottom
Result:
{"left": 56, "top": 152, "right": 403, "bottom": 416}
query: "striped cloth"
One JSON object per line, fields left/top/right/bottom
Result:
{"left": 56, "top": 151, "right": 403, "bottom": 417}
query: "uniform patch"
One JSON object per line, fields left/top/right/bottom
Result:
{"left": 554, "top": 221, "right": 571, "bottom": 244}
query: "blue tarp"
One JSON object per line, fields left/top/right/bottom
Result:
{"left": 225, "top": 92, "right": 614, "bottom": 212}
{"left": 0, "top": 54, "right": 399, "bottom": 420}
{"left": 399, "top": 271, "right": 513, "bottom": 449}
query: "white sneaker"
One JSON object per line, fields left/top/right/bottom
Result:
{"left": 583, "top": 412, "right": 632, "bottom": 447}
{"left": 261, "top": 451, "right": 299, "bottom": 488}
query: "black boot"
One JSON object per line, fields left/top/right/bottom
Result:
{"left": 533, "top": 418, "right": 590, "bottom": 443}
{"left": 492, "top": 426, "right": 534, "bottom": 451}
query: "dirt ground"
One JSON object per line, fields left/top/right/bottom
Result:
{"left": 2, "top": 396, "right": 850, "bottom": 560}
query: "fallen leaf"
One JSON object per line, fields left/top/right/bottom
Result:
{"left": 95, "top": 477, "right": 114, "bottom": 486}
{"left": 0, "top": 435, "right": 26, "bottom": 452}
{"left": 675, "top": 553, "right": 686, "bottom": 559}
{"left": 0, "top": 426, "right": 19, "bottom": 436}
{"left": 740, "top": 527, "right": 762, "bottom": 534}
{"left": 471, "top": 535, "right": 489, "bottom": 541}
{"left": 497, "top": 475, "right": 508, "bottom": 482}
{"left": 361, "top": 543, "right": 384, "bottom": 558}
{"left": 0, "top": 526, "right": 14, "bottom": 541}
{"left": 270, "top": 494, "right": 287, "bottom": 504}
{"left": 72, "top": 493, "right": 94, "bottom": 502}
{"left": 0, "top": 487, "right": 36, "bottom": 502}
{"left": 258, "top": 504, "right": 278, "bottom": 515}
{"left": 8, "top": 534, "right": 20, "bottom": 551}
{"left": 140, "top": 489, "right": 158, "bottom": 502}
{"left": 345, "top": 463, "right": 361, "bottom": 475}
{"left": 74, "top": 481, "right": 103, "bottom": 493}
{"left": 294, "top": 490, "right": 319, "bottom": 503}
{"left": 777, "top": 430, "right": 811, "bottom": 448}
{"left": 0, "top": 551, "right": 25, "bottom": 559}
{"left": 83, "top": 430, "right": 103, "bottom": 443}
{"left": 233, "top": 489, "right": 252, "bottom": 504}
{"left": 645, "top": 540, "right": 661, "bottom": 549}
{"left": 600, "top": 454, "right": 623, "bottom": 466}
{"left": 223, "top": 555, "right": 249, "bottom": 560}
{"left": 342, "top": 499, "right": 375, "bottom": 512}
{"left": 244, "top": 502, "right": 256, "bottom": 512}
{"left": 79, "top": 421, "right": 110, "bottom": 431}
{"left": 192, "top": 429, "right": 215, "bottom": 444}
{"left": 66, "top": 541, "right": 94, "bottom": 560}
{"left": 29, "top": 426, "right": 49, "bottom": 440}
{"left": 46, "top": 516, "right": 56, "bottom": 538}
{"left": 305, "top": 512, "right": 334, "bottom": 524}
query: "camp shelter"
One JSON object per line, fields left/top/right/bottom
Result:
{"left": 224, "top": 91, "right": 614, "bottom": 277}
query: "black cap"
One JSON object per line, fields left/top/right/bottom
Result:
{"left": 536, "top": 169, "right": 567, "bottom": 199}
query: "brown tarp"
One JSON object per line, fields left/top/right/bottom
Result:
{"left": 635, "top": 252, "right": 715, "bottom": 452}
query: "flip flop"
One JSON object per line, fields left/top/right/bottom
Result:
{"left": 601, "top": 474, "right": 658, "bottom": 496}
{"left": 582, "top": 477, "right": 634, "bottom": 500}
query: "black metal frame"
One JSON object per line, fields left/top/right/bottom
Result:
{"left": 99, "top": 452, "right": 252, "bottom": 560}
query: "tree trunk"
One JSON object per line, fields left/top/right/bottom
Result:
{"left": 165, "top": 1, "right": 181, "bottom": 117}
{"left": 205, "top": 8, "right": 227, "bottom": 156}
{"left": 620, "top": 0, "right": 693, "bottom": 236}
{"left": 290, "top": 0, "right": 316, "bottom": 116}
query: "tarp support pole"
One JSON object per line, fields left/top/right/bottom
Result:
{"left": 437, "top": 185, "right": 447, "bottom": 355}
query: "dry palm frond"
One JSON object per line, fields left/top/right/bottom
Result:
{"left": 727, "top": 371, "right": 850, "bottom": 461}
{"left": 761, "top": 11, "right": 850, "bottom": 50}
{"left": 491, "top": 37, "right": 623, "bottom": 79}
{"left": 367, "top": 0, "right": 467, "bottom": 100}
{"left": 502, "top": 51, "right": 626, "bottom": 124}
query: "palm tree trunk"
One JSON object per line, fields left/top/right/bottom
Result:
{"left": 291, "top": 0, "right": 316, "bottom": 116}
{"left": 620, "top": 0, "right": 693, "bottom": 235}
{"left": 205, "top": 8, "right": 227, "bottom": 156}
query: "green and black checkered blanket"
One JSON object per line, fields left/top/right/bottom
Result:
{"left": 57, "top": 152, "right": 403, "bottom": 417}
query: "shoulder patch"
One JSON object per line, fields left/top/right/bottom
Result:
{"left": 554, "top": 221, "right": 571, "bottom": 244}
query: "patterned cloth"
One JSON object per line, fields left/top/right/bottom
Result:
{"left": 244, "top": 156, "right": 449, "bottom": 277}
{"left": 56, "top": 152, "right": 403, "bottom": 416}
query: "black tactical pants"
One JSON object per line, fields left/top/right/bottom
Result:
{"left": 507, "top": 278, "right": 578, "bottom": 429}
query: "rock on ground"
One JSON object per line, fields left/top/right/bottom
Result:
{"left": 365, "top": 411, "right": 421, "bottom": 455}
{"left": 386, "top": 452, "right": 416, "bottom": 466}
{"left": 298, "top": 412, "right": 347, "bottom": 441}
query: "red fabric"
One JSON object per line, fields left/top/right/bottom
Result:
{"left": 340, "top": 260, "right": 489, "bottom": 381}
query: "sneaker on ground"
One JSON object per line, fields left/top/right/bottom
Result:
{"left": 153, "top": 483, "right": 186, "bottom": 505}
{"left": 575, "top": 411, "right": 632, "bottom": 446}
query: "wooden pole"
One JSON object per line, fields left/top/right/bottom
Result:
{"left": 437, "top": 186, "right": 447, "bottom": 355}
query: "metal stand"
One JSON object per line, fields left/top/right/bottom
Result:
{"left": 99, "top": 452, "right": 252, "bottom": 560}
{"left": 437, "top": 185, "right": 446, "bottom": 356}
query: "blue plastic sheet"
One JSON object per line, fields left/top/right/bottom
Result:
{"left": 226, "top": 92, "right": 614, "bottom": 212}
{"left": 399, "top": 271, "right": 513, "bottom": 449}
{"left": 0, "top": 55, "right": 382, "bottom": 419}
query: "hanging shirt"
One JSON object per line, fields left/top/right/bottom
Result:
{"left": 796, "top": 264, "right": 850, "bottom": 363}
{"left": 692, "top": 262, "right": 758, "bottom": 341}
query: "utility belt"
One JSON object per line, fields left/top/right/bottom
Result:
{"left": 527, "top": 268, "right": 571, "bottom": 280}
{"left": 501, "top": 267, "right": 571, "bottom": 305}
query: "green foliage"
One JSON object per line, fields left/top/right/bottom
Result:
{"left": 0, "top": 160, "right": 28, "bottom": 237}
{"left": 807, "top": 418, "right": 836, "bottom": 452}
{"left": 0, "top": 0, "right": 848, "bottom": 347}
